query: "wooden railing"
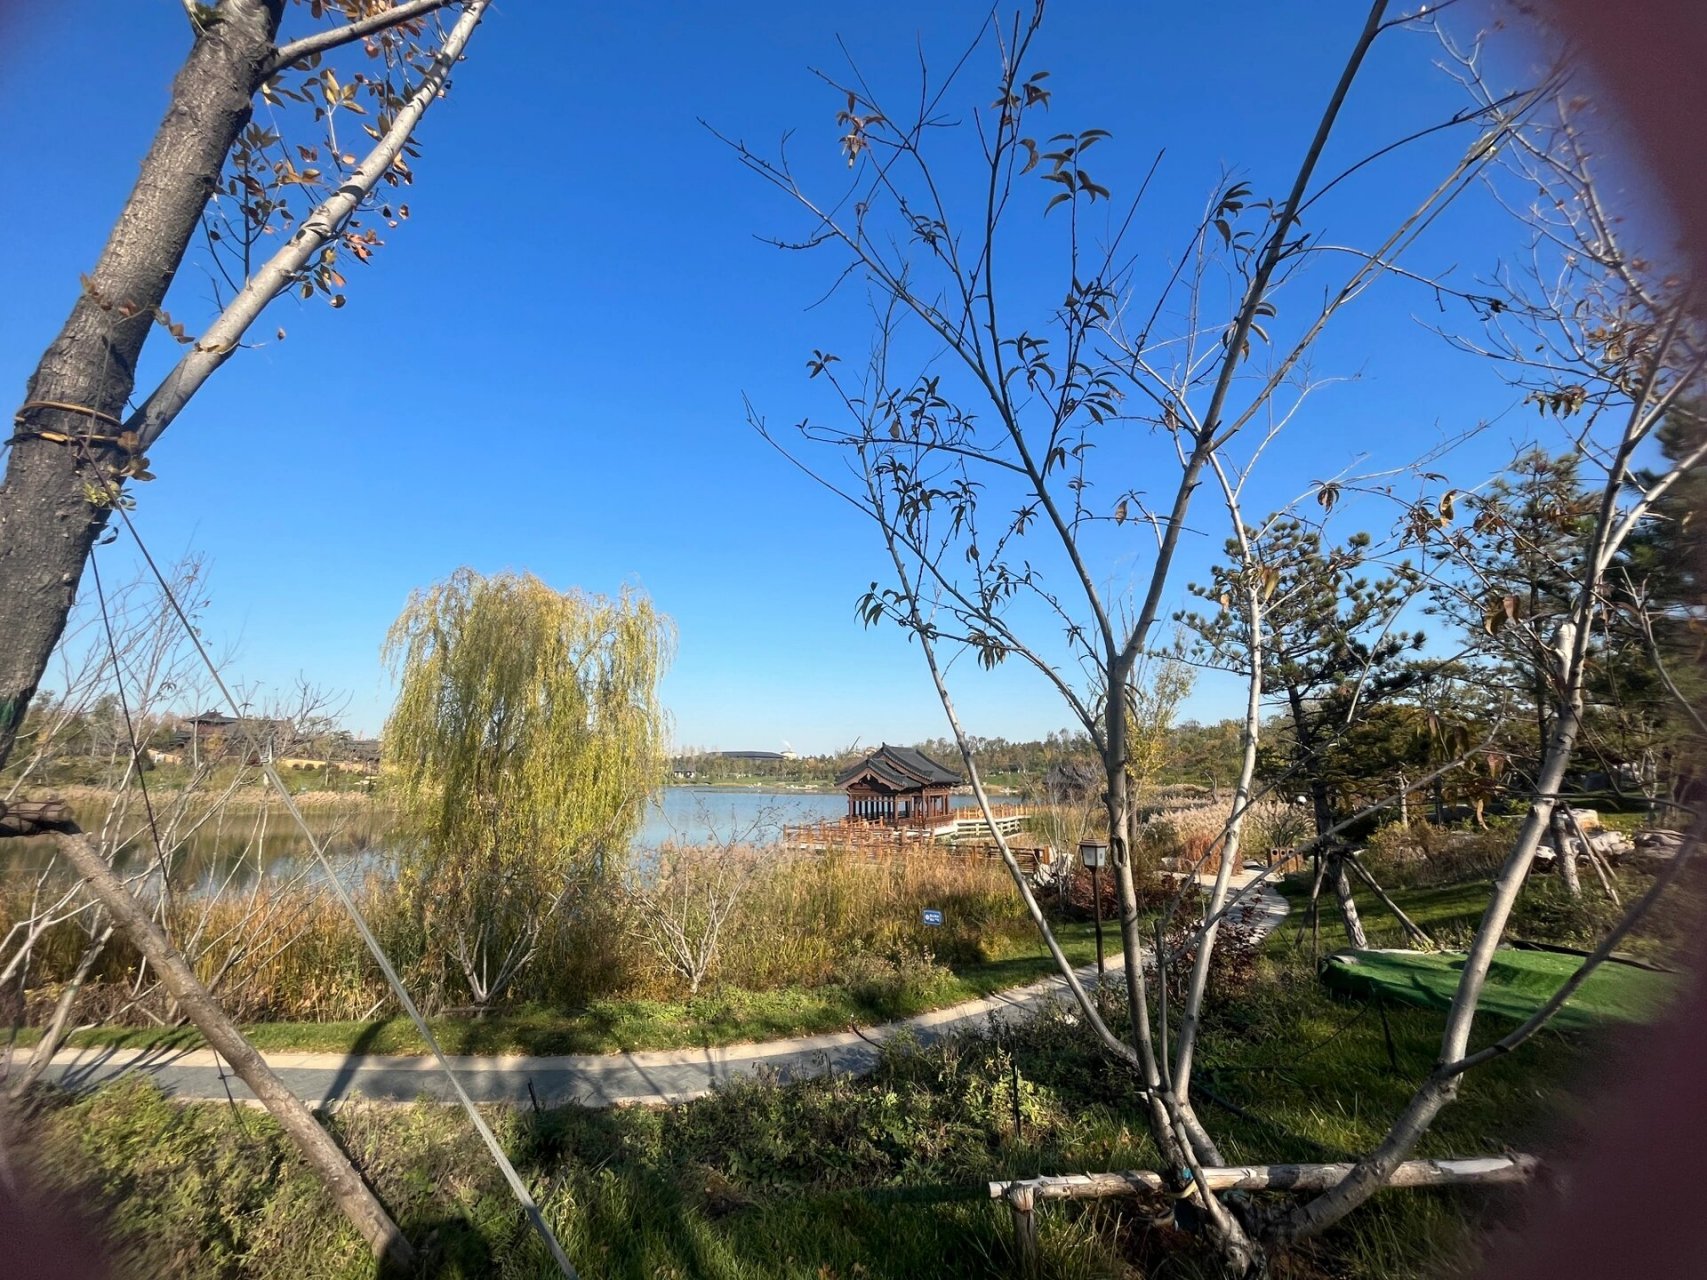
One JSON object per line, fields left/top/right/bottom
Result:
{"left": 781, "top": 803, "right": 1034, "bottom": 854}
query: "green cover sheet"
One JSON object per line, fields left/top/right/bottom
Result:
{"left": 1320, "top": 948, "right": 1675, "bottom": 1029}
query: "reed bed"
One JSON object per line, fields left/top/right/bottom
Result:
{"left": 699, "top": 848, "right": 1033, "bottom": 992}
{"left": 4, "top": 843, "right": 1040, "bottom": 1025}
{"left": 1136, "top": 796, "right": 1307, "bottom": 875}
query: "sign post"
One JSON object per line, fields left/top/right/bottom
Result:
{"left": 921, "top": 908, "right": 944, "bottom": 927}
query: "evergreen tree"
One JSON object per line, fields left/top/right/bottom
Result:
{"left": 1428, "top": 450, "right": 1597, "bottom": 783}
{"left": 1180, "top": 519, "right": 1425, "bottom": 840}
{"left": 1614, "top": 402, "right": 1707, "bottom": 808}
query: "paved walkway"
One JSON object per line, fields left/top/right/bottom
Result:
{"left": 37, "top": 880, "right": 1288, "bottom": 1109}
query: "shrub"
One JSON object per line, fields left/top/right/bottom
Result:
{"left": 1140, "top": 797, "right": 1306, "bottom": 872}
{"left": 1509, "top": 877, "right": 1626, "bottom": 947}
{"left": 1158, "top": 901, "right": 1265, "bottom": 1010}
{"left": 1363, "top": 820, "right": 1514, "bottom": 889}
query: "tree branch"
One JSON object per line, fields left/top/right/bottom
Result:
{"left": 1441, "top": 818, "right": 1701, "bottom": 1078}
{"left": 129, "top": 0, "right": 491, "bottom": 451}
{"left": 262, "top": 0, "right": 457, "bottom": 81}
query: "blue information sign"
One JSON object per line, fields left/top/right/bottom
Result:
{"left": 922, "top": 908, "right": 944, "bottom": 927}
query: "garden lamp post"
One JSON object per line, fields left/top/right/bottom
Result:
{"left": 1079, "top": 839, "right": 1108, "bottom": 982}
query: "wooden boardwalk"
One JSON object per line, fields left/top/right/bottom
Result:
{"left": 781, "top": 803, "right": 1035, "bottom": 859}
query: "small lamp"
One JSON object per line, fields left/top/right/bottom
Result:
{"left": 1078, "top": 839, "right": 1109, "bottom": 980}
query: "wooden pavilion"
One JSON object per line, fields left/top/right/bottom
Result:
{"left": 837, "top": 744, "right": 962, "bottom": 825}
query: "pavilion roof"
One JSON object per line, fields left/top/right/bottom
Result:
{"left": 836, "top": 743, "right": 963, "bottom": 792}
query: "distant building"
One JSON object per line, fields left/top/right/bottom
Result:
{"left": 343, "top": 736, "right": 382, "bottom": 767}
{"left": 837, "top": 744, "right": 962, "bottom": 823}
{"left": 175, "top": 710, "right": 295, "bottom": 763}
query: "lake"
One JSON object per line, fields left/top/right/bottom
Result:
{"left": 1, "top": 787, "right": 983, "bottom": 892}
{"left": 637, "top": 786, "right": 984, "bottom": 846}
{"left": 638, "top": 786, "right": 843, "bottom": 846}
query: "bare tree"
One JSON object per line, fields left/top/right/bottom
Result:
{"left": 1, "top": 0, "right": 488, "bottom": 773}
{"left": 731, "top": 2, "right": 1554, "bottom": 1270}
{"left": 1271, "top": 51, "right": 1707, "bottom": 1240}
{"left": 630, "top": 842, "right": 767, "bottom": 995}
{"left": 1, "top": 5, "right": 497, "bottom": 1267}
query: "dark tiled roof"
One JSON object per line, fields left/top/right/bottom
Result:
{"left": 837, "top": 743, "right": 963, "bottom": 791}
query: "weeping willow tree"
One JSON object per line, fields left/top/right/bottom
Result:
{"left": 383, "top": 569, "right": 672, "bottom": 1010}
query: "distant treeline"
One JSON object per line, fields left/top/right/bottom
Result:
{"left": 671, "top": 721, "right": 1245, "bottom": 794}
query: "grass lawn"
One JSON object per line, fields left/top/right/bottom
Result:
{"left": 25, "top": 919, "right": 1116, "bottom": 1059}
{"left": 19, "top": 866, "right": 1658, "bottom": 1279}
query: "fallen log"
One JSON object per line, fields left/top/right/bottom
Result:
{"left": 990, "top": 1154, "right": 1538, "bottom": 1204}
{"left": 990, "top": 1155, "right": 1539, "bottom": 1273}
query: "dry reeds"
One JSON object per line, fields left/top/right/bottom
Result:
{"left": 1138, "top": 797, "right": 1307, "bottom": 876}
{"left": 6, "top": 840, "right": 1043, "bottom": 1024}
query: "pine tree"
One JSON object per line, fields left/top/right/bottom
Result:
{"left": 1181, "top": 520, "right": 1425, "bottom": 840}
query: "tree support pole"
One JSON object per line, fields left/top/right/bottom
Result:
{"left": 1006, "top": 1183, "right": 1039, "bottom": 1277}
{"left": 45, "top": 828, "right": 413, "bottom": 1270}
{"left": 1331, "top": 852, "right": 1369, "bottom": 949}
{"left": 1343, "top": 853, "right": 1435, "bottom": 947}
{"left": 991, "top": 1153, "right": 1539, "bottom": 1205}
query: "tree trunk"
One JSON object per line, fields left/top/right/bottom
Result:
{"left": 1551, "top": 810, "right": 1583, "bottom": 898}
{"left": 49, "top": 829, "right": 413, "bottom": 1269}
{"left": 1288, "top": 688, "right": 1367, "bottom": 946}
{"left": 0, "top": 2, "right": 284, "bottom": 770}
{"left": 1332, "top": 855, "right": 1369, "bottom": 948}
{"left": 1102, "top": 659, "right": 1164, "bottom": 1082}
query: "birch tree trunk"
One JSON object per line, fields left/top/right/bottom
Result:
{"left": 1550, "top": 809, "right": 1584, "bottom": 898}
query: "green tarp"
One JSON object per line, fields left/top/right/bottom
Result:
{"left": 1320, "top": 948, "right": 1677, "bottom": 1030}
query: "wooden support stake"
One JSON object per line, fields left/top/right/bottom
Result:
{"left": 1344, "top": 851, "right": 1436, "bottom": 948}
{"left": 1562, "top": 807, "right": 1622, "bottom": 906}
{"left": 46, "top": 828, "right": 414, "bottom": 1270}
{"left": 1007, "top": 1184, "right": 1039, "bottom": 1277}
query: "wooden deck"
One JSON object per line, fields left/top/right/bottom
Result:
{"left": 781, "top": 802, "right": 1033, "bottom": 856}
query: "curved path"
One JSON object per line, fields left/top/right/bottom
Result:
{"left": 37, "top": 887, "right": 1289, "bottom": 1109}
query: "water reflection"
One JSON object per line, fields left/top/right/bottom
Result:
{"left": 2, "top": 802, "right": 395, "bottom": 894}
{"left": 0, "top": 787, "right": 982, "bottom": 894}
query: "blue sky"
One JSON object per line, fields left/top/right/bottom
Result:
{"left": 1, "top": 2, "right": 1606, "bottom": 753}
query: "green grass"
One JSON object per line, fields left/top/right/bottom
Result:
{"left": 1305, "top": 876, "right": 1497, "bottom": 941}
{"left": 1285, "top": 851, "right": 1701, "bottom": 962}
{"left": 25, "top": 920, "right": 1113, "bottom": 1059}
{"left": 17, "top": 867, "right": 1641, "bottom": 1280}
{"left": 20, "top": 866, "right": 1692, "bottom": 1278}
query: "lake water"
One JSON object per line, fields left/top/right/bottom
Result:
{"left": 638, "top": 787, "right": 843, "bottom": 846}
{"left": 637, "top": 786, "right": 983, "bottom": 847}
{"left": 0, "top": 788, "right": 981, "bottom": 893}
{"left": 0, "top": 804, "right": 394, "bottom": 894}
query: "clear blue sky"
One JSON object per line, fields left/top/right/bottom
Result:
{"left": 2, "top": 2, "right": 1602, "bottom": 752}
